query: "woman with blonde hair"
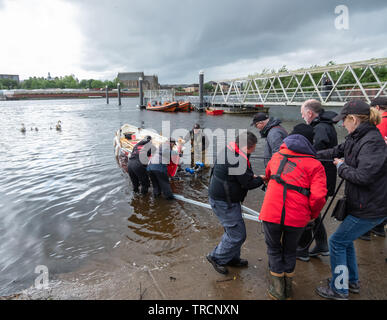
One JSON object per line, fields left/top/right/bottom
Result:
{"left": 315, "top": 100, "right": 387, "bottom": 300}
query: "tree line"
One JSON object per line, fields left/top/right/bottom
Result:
{"left": 0, "top": 75, "right": 124, "bottom": 90}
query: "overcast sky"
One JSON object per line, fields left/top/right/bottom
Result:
{"left": 1, "top": 0, "right": 386, "bottom": 84}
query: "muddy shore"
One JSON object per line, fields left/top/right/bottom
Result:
{"left": 3, "top": 194, "right": 386, "bottom": 301}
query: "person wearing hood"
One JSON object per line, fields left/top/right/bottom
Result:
{"left": 259, "top": 124, "right": 327, "bottom": 300}
{"left": 127, "top": 135, "right": 154, "bottom": 194}
{"left": 297, "top": 99, "right": 338, "bottom": 261}
{"left": 251, "top": 113, "right": 288, "bottom": 167}
{"left": 315, "top": 100, "right": 387, "bottom": 300}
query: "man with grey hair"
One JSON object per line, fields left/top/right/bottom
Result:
{"left": 297, "top": 99, "right": 338, "bottom": 261}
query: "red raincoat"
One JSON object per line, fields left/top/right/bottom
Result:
{"left": 260, "top": 143, "right": 327, "bottom": 228}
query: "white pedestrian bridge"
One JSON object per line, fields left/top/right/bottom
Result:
{"left": 210, "top": 58, "right": 387, "bottom": 107}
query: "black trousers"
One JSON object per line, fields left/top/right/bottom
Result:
{"left": 263, "top": 221, "right": 304, "bottom": 274}
{"left": 297, "top": 215, "right": 328, "bottom": 251}
{"left": 127, "top": 160, "right": 150, "bottom": 194}
{"left": 148, "top": 170, "right": 173, "bottom": 199}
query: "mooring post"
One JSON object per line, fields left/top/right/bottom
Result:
{"left": 117, "top": 83, "right": 121, "bottom": 106}
{"left": 199, "top": 70, "right": 204, "bottom": 110}
{"left": 106, "top": 85, "right": 109, "bottom": 104}
{"left": 139, "top": 77, "right": 144, "bottom": 107}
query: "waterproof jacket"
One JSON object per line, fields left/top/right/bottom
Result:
{"left": 260, "top": 134, "right": 327, "bottom": 228}
{"left": 317, "top": 122, "right": 387, "bottom": 220}
{"left": 377, "top": 111, "right": 387, "bottom": 138}
{"left": 260, "top": 118, "right": 288, "bottom": 167}
{"left": 310, "top": 109, "right": 338, "bottom": 196}
{"left": 147, "top": 142, "right": 174, "bottom": 173}
{"left": 209, "top": 141, "right": 263, "bottom": 203}
{"left": 129, "top": 139, "right": 154, "bottom": 166}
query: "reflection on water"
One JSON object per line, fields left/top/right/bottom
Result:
{"left": 0, "top": 98, "right": 347, "bottom": 296}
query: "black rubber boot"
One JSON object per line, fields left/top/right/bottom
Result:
{"left": 268, "top": 271, "right": 285, "bottom": 300}
{"left": 284, "top": 272, "right": 294, "bottom": 300}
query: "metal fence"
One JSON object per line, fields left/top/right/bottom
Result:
{"left": 210, "top": 58, "right": 387, "bottom": 106}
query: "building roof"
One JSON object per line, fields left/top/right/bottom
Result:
{"left": 117, "top": 72, "right": 144, "bottom": 81}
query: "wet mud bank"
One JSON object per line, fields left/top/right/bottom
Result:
{"left": 3, "top": 197, "right": 386, "bottom": 300}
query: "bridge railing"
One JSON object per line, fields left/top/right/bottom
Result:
{"left": 211, "top": 58, "right": 387, "bottom": 106}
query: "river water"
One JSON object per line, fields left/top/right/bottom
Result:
{"left": 0, "top": 98, "right": 347, "bottom": 296}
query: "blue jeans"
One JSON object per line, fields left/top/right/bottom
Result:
{"left": 329, "top": 214, "right": 386, "bottom": 295}
{"left": 209, "top": 197, "right": 246, "bottom": 265}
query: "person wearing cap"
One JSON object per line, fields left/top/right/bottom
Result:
{"left": 206, "top": 131, "right": 264, "bottom": 276}
{"left": 183, "top": 123, "right": 209, "bottom": 167}
{"left": 315, "top": 99, "right": 387, "bottom": 300}
{"left": 371, "top": 96, "right": 387, "bottom": 142}
{"left": 358, "top": 97, "right": 387, "bottom": 240}
{"left": 297, "top": 99, "right": 339, "bottom": 261}
{"left": 127, "top": 135, "right": 154, "bottom": 194}
{"left": 147, "top": 138, "right": 178, "bottom": 200}
{"left": 259, "top": 123, "right": 327, "bottom": 300}
{"left": 251, "top": 113, "right": 288, "bottom": 167}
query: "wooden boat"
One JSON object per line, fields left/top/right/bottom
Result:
{"left": 205, "top": 108, "right": 224, "bottom": 115}
{"left": 146, "top": 101, "right": 178, "bottom": 112}
{"left": 114, "top": 124, "right": 185, "bottom": 177}
{"left": 176, "top": 101, "right": 191, "bottom": 112}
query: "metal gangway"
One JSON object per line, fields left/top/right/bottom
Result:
{"left": 211, "top": 58, "right": 387, "bottom": 107}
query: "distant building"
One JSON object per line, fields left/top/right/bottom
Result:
{"left": 184, "top": 84, "right": 199, "bottom": 93}
{"left": 117, "top": 72, "right": 159, "bottom": 90}
{"left": 0, "top": 74, "right": 19, "bottom": 83}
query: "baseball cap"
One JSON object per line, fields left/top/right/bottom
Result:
{"left": 370, "top": 97, "right": 387, "bottom": 107}
{"left": 250, "top": 112, "right": 269, "bottom": 126}
{"left": 332, "top": 99, "right": 370, "bottom": 122}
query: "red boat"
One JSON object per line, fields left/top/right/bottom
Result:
{"left": 206, "top": 108, "right": 224, "bottom": 115}
{"left": 146, "top": 101, "right": 178, "bottom": 112}
{"left": 176, "top": 101, "right": 192, "bottom": 112}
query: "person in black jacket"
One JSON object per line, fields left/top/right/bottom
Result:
{"left": 297, "top": 99, "right": 338, "bottom": 261}
{"left": 206, "top": 131, "right": 264, "bottom": 275}
{"left": 315, "top": 100, "right": 387, "bottom": 300}
{"left": 127, "top": 136, "right": 154, "bottom": 194}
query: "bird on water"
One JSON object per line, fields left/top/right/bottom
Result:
{"left": 56, "top": 120, "right": 62, "bottom": 131}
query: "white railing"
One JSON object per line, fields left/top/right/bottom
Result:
{"left": 211, "top": 58, "right": 387, "bottom": 106}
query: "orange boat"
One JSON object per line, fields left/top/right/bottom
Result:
{"left": 176, "top": 101, "right": 191, "bottom": 112}
{"left": 146, "top": 101, "right": 178, "bottom": 112}
{"left": 206, "top": 108, "right": 224, "bottom": 115}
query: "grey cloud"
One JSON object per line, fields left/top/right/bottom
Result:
{"left": 67, "top": 0, "right": 387, "bottom": 83}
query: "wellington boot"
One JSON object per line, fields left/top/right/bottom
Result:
{"left": 284, "top": 272, "right": 295, "bottom": 300}
{"left": 268, "top": 271, "right": 285, "bottom": 300}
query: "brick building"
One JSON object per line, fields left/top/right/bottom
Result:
{"left": 117, "top": 72, "right": 159, "bottom": 90}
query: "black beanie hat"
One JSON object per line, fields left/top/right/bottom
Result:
{"left": 290, "top": 123, "right": 314, "bottom": 144}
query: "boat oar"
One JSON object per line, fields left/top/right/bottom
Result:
{"left": 173, "top": 194, "right": 260, "bottom": 223}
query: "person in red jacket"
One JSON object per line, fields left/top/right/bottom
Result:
{"left": 260, "top": 123, "right": 327, "bottom": 300}
{"left": 372, "top": 97, "right": 387, "bottom": 141}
